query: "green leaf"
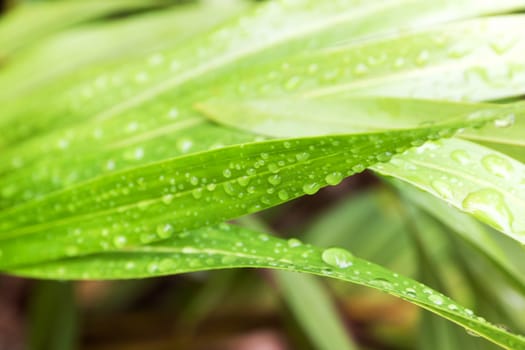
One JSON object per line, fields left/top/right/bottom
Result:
{"left": 0, "top": 121, "right": 473, "bottom": 268}
{"left": 374, "top": 138, "right": 525, "bottom": 244}
{"left": 28, "top": 281, "right": 77, "bottom": 350}
{"left": 3, "top": 1, "right": 524, "bottom": 178}
{"left": 198, "top": 96, "right": 525, "bottom": 243}
{"left": 0, "top": 0, "right": 249, "bottom": 102}
{"left": 0, "top": 0, "right": 166, "bottom": 58}
{"left": 7, "top": 224, "right": 525, "bottom": 350}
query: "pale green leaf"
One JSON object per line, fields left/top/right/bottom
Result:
{"left": 0, "top": 0, "right": 249, "bottom": 102}
{"left": 374, "top": 138, "right": 525, "bottom": 244}
{"left": 0, "top": 0, "right": 166, "bottom": 58}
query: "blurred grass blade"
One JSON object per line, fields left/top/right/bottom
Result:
{"left": 7, "top": 224, "right": 525, "bottom": 350}
{"left": 28, "top": 281, "right": 77, "bottom": 350}
{"left": 276, "top": 272, "right": 357, "bottom": 350}
{"left": 0, "top": 0, "right": 249, "bottom": 101}
{"left": 0, "top": 121, "right": 473, "bottom": 268}
{"left": 0, "top": 0, "right": 166, "bottom": 58}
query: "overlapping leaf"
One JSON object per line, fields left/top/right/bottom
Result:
{"left": 0, "top": 119, "right": 476, "bottom": 268}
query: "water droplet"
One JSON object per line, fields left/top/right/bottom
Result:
{"left": 191, "top": 188, "right": 203, "bottom": 199}
{"left": 295, "top": 152, "right": 310, "bottom": 162}
{"left": 147, "top": 262, "right": 159, "bottom": 273}
{"left": 206, "top": 183, "right": 216, "bottom": 191}
{"left": 448, "top": 304, "right": 459, "bottom": 311}
{"left": 321, "top": 247, "right": 354, "bottom": 268}
{"left": 267, "top": 174, "right": 282, "bottom": 185}
{"left": 325, "top": 172, "right": 343, "bottom": 186}
{"left": 278, "top": 190, "right": 289, "bottom": 201}
{"left": 287, "top": 238, "right": 302, "bottom": 248}
{"left": 429, "top": 294, "right": 444, "bottom": 305}
{"left": 490, "top": 36, "right": 516, "bottom": 55}
{"left": 162, "top": 194, "right": 174, "bottom": 204}
{"left": 353, "top": 63, "right": 368, "bottom": 76}
{"left": 237, "top": 176, "right": 250, "bottom": 187}
{"left": 369, "top": 278, "right": 394, "bottom": 289}
{"left": 493, "top": 113, "right": 515, "bottom": 128}
{"left": 285, "top": 76, "right": 301, "bottom": 90}
{"left": 404, "top": 288, "right": 417, "bottom": 297}
{"left": 303, "top": 182, "right": 320, "bottom": 195}
{"left": 450, "top": 149, "right": 470, "bottom": 165}
{"left": 466, "top": 328, "right": 481, "bottom": 337}
{"left": 482, "top": 154, "right": 513, "bottom": 179}
{"left": 431, "top": 180, "right": 453, "bottom": 199}
{"left": 113, "top": 236, "right": 127, "bottom": 248}
{"left": 157, "top": 223, "right": 174, "bottom": 239}
{"left": 462, "top": 188, "right": 513, "bottom": 232}
{"left": 223, "top": 169, "right": 232, "bottom": 178}
{"left": 223, "top": 182, "right": 236, "bottom": 196}
{"left": 415, "top": 50, "right": 430, "bottom": 66}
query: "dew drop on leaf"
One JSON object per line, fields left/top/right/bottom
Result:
{"left": 461, "top": 188, "right": 513, "bottom": 232}
{"left": 369, "top": 278, "right": 394, "bottom": 289}
{"left": 325, "top": 172, "right": 343, "bottom": 186}
{"left": 162, "top": 194, "right": 174, "bottom": 205}
{"left": 113, "top": 236, "right": 127, "bottom": 248}
{"left": 278, "top": 190, "right": 289, "bottom": 201}
{"left": 287, "top": 238, "right": 302, "bottom": 248}
{"left": 493, "top": 113, "right": 515, "bottom": 128}
{"left": 156, "top": 223, "right": 174, "bottom": 239}
{"left": 267, "top": 174, "right": 282, "bottom": 185}
{"left": 428, "top": 294, "right": 444, "bottom": 305}
{"left": 450, "top": 149, "right": 470, "bottom": 165}
{"left": 481, "top": 154, "right": 514, "bottom": 179}
{"left": 321, "top": 247, "right": 354, "bottom": 268}
{"left": 431, "top": 180, "right": 453, "bottom": 200}
{"left": 303, "top": 182, "right": 320, "bottom": 195}
{"left": 223, "top": 169, "right": 232, "bottom": 178}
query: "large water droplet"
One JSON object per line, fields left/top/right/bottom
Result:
{"left": 482, "top": 154, "right": 513, "bottom": 179}
{"left": 303, "top": 182, "right": 320, "bottom": 195}
{"left": 287, "top": 238, "right": 302, "bottom": 248}
{"left": 113, "top": 236, "right": 127, "bottom": 248}
{"left": 321, "top": 247, "right": 354, "bottom": 268}
{"left": 493, "top": 113, "right": 515, "bottom": 128}
{"left": 278, "top": 190, "right": 289, "bottom": 201}
{"left": 428, "top": 294, "right": 444, "bottom": 305}
{"left": 162, "top": 194, "right": 174, "bottom": 204}
{"left": 267, "top": 174, "right": 282, "bottom": 185}
{"left": 450, "top": 150, "right": 470, "bottom": 165}
{"left": 325, "top": 172, "right": 343, "bottom": 186}
{"left": 462, "top": 188, "right": 513, "bottom": 232}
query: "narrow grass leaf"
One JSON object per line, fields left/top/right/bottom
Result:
{"left": 7, "top": 224, "right": 525, "bottom": 350}
{"left": 0, "top": 122, "right": 472, "bottom": 268}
